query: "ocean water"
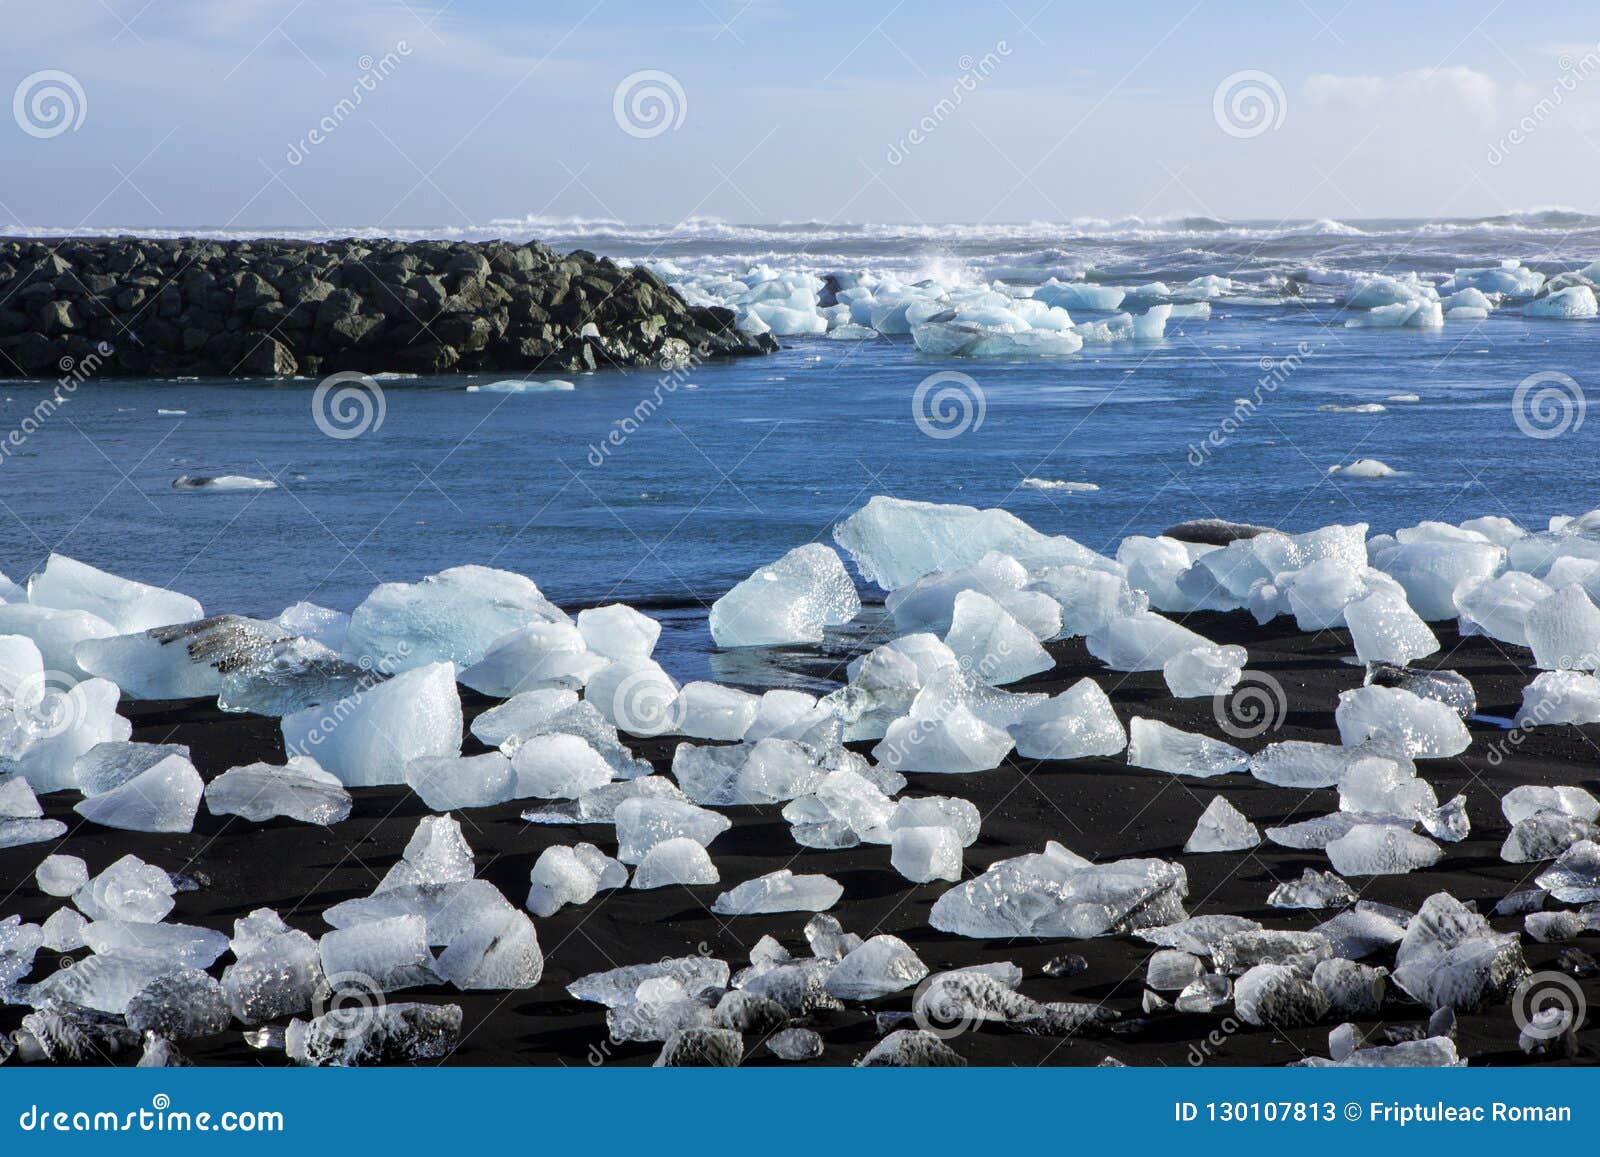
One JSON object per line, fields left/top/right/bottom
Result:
{"left": 3, "top": 215, "right": 1598, "bottom": 679}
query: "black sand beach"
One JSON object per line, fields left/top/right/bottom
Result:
{"left": 4, "top": 609, "right": 1596, "bottom": 1067}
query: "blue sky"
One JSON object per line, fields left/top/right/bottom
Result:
{"left": 2, "top": 0, "right": 1598, "bottom": 230}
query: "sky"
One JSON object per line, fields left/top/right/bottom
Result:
{"left": 2, "top": 0, "right": 1598, "bottom": 232}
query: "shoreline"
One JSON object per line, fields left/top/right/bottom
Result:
{"left": 0, "top": 236, "right": 775, "bottom": 381}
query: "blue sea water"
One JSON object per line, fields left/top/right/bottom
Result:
{"left": 2, "top": 216, "right": 1597, "bottom": 679}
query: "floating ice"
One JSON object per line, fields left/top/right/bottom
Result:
{"left": 632, "top": 837, "right": 719, "bottom": 889}
{"left": 708, "top": 544, "right": 860, "bottom": 647}
{"left": 344, "top": 565, "right": 567, "bottom": 671}
{"left": 1126, "top": 717, "right": 1248, "bottom": 777}
{"left": 1184, "top": 795, "right": 1260, "bottom": 852}
{"left": 205, "top": 755, "right": 351, "bottom": 825}
{"left": 1524, "top": 285, "right": 1598, "bottom": 318}
{"left": 1330, "top": 458, "right": 1399, "bottom": 479}
{"left": 1008, "top": 678, "right": 1126, "bottom": 760}
{"left": 29, "top": 554, "right": 202, "bottom": 634}
{"left": 713, "top": 869, "right": 842, "bottom": 914}
{"left": 74, "top": 752, "right": 202, "bottom": 833}
{"left": 1326, "top": 825, "right": 1443, "bottom": 876}
{"left": 281, "top": 661, "right": 462, "bottom": 788}
{"left": 1334, "top": 686, "right": 1470, "bottom": 757}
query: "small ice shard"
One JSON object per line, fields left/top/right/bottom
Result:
{"left": 1146, "top": 949, "right": 1204, "bottom": 991}
{"left": 608, "top": 978, "right": 715, "bottom": 1041}
{"left": 708, "top": 544, "right": 860, "bottom": 647}
{"left": 1333, "top": 685, "right": 1470, "bottom": 758}
{"left": 890, "top": 826, "right": 964, "bottom": 882}
{"left": 1391, "top": 892, "right": 1527, "bottom": 1011}
{"left": 1184, "top": 795, "right": 1260, "bottom": 852}
{"left": 73, "top": 752, "right": 202, "bottom": 833}
{"left": 36, "top": 853, "right": 88, "bottom": 897}
{"left": 525, "top": 843, "right": 626, "bottom": 916}
{"left": 221, "top": 911, "right": 324, "bottom": 1024}
{"left": 456, "top": 623, "right": 606, "bottom": 696}
{"left": 767, "top": 1027, "right": 822, "bottom": 1061}
{"left": 293, "top": 1003, "right": 462, "bottom": 1067}
{"left": 469, "top": 688, "right": 578, "bottom": 746}
{"left": 1249, "top": 740, "right": 1356, "bottom": 788}
{"left": 377, "top": 815, "right": 476, "bottom": 892}
{"left": 82, "top": 919, "right": 230, "bottom": 968}
{"left": 508, "top": 732, "right": 615, "bottom": 798}
{"left": 125, "top": 968, "right": 232, "bottom": 1040}
{"left": 568, "top": 957, "right": 731, "bottom": 1007}
{"left": 1515, "top": 670, "right": 1600, "bottom": 727}
{"left": 1162, "top": 642, "right": 1247, "bottom": 698}
{"left": 1326, "top": 824, "right": 1443, "bottom": 876}
{"left": 344, "top": 564, "right": 567, "bottom": 672}
{"left": 1329, "top": 458, "right": 1399, "bottom": 478}
{"left": 576, "top": 604, "right": 659, "bottom": 663}
{"left": 41, "top": 906, "right": 87, "bottom": 951}
{"left": 672, "top": 738, "right": 823, "bottom": 806}
{"left": 1525, "top": 911, "right": 1585, "bottom": 942}
{"left": 1501, "top": 784, "right": 1600, "bottom": 826}
{"left": 205, "top": 755, "right": 352, "bottom": 825}
{"left": 1313, "top": 902, "right": 1409, "bottom": 959}
{"left": 615, "top": 797, "right": 731, "bottom": 864}
{"left": 318, "top": 915, "right": 440, "bottom": 992}
{"left": 1233, "top": 963, "right": 1331, "bottom": 1027}
{"left": 1213, "top": 929, "right": 1332, "bottom": 974}
{"left": 1337, "top": 753, "right": 1437, "bottom": 820}
{"left": 889, "top": 795, "right": 981, "bottom": 846}
{"left": 632, "top": 838, "right": 719, "bottom": 889}
{"left": 1175, "top": 974, "right": 1232, "bottom": 1013}
{"left": 1314, "top": 959, "right": 1388, "bottom": 1017}
{"left": 674, "top": 682, "right": 760, "bottom": 741}
{"left": 1345, "top": 589, "right": 1439, "bottom": 666}
{"left": 28, "top": 554, "right": 202, "bottom": 634}
{"left": 1422, "top": 794, "right": 1470, "bottom": 843}
{"left": 941, "top": 590, "right": 1054, "bottom": 685}
{"left": 405, "top": 751, "right": 515, "bottom": 811}
{"left": 654, "top": 1026, "right": 744, "bottom": 1067}
{"left": 1086, "top": 611, "right": 1214, "bottom": 671}
{"left": 1267, "top": 868, "right": 1357, "bottom": 909}
{"left": 1525, "top": 584, "right": 1600, "bottom": 671}
{"left": 1329, "top": 1022, "right": 1364, "bottom": 1061}
{"left": 1126, "top": 717, "right": 1247, "bottom": 777}
{"left": 712, "top": 869, "right": 843, "bottom": 914}
{"left": 1365, "top": 662, "right": 1475, "bottom": 718}
{"left": 1007, "top": 678, "right": 1126, "bottom": 760}
{"left": 1536, "top": 840, "right": 1600, "bottom": 902}
{"left": 824, "top": 935, "right": 928, "bottom": 1000}
{"left": 74, "top": 854, "right": 176, "bottom": 923}
{"left": 857, "top": 1028, "right": 966, "bottom": 1067}
{"left": 24, "top": 952, "right": 176, "bottom": 1015}
{"left": 281, "top": 661, "right": 463, "bottom": 788}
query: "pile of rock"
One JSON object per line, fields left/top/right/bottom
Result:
{"left": 0, "top": 236, "right": 774, "bottom": 379}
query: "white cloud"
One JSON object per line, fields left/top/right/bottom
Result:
{"left": 1304, "top": 66, "right": 1502, "bottom": 123}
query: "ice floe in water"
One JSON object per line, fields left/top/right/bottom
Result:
{"left": 465, "top": 379, "right": 575, "bottom": 393}
{"left": 172, "top": 474, "right": 278, "bottom": 491}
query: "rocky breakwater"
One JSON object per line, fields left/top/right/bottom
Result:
{"left": 0, "top": 236, "right": 775, "bottom": 379}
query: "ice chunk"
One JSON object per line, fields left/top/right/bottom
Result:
{"left": 273, "top": 601, "right": 349, "bottom": 650}
{"left": 576, "top": 604, "right": 659, "bottom": 662}
{"left": 1313, "top": 902, "right": 1408, "bottom": 959}
{"left": 74, "top": 855, "right": 175, "bottom": 922}
{"left": 889, "top": 795, "right": 980, "bottom": 845}
{"left": 709, "top": 544, "right": 859, "bottom": 647}
{"left": 1163, "top": 644, "right": 1245, "bottom": 697}
{"left": 1525, "top": 585, "right": 1600, "bottom": 671}
{"left": 1232, "top": 963, "right": 1331, "bottom": 1027}
{"left": 1313, "top": 959, "right": 1387, "bottom": 1018}
{"left": 25, "top": 952, "right": 175, "bottom": 1015}
{"left": 1337, "top": 753, "right": 1437, "bottom": 820}
{"left": 674, "top": 682, "right": 759, "bottom": 740}
{"left": 526, "top": 843, "right": 626, "bottom": 916}
{"left": 1028, "top": 564, "right": 1147, "bottom": 636}
{"left": 1249, "top": 740, "right": 1357, "bottom": 788}
{"left": 890, "top": 826, "right": 964, "bottom": 882}
{"left": 457, "top": 623, "right": 606, "bottom": 696}
{"left": 221, "top": 913, "right": 323, "bottom": 1024}
{"left": 930, "top": 848, "right": 1187, "bottom": 939}
{"left": 0, "top": 676, "right": 131, "bottom": 794}
{"left": 767, "top": 1028, "right": 822, "bottom": 1061}
{"left": 0, "top": 604, "right": 115, "bottom": 680}
{"left": 125, "top": 968, "right": 231, "bottom": 1040}
{"left": 344, "top": 565, "right": 566, "bottom": 671}
{"left": 1184, "top": 795, "right": 1260, "bottom": 852}
{"left": 1365, "top": 662, "right": 1475, "bottom": 718}
{"left": 216, "top": 636, "right": 375, "bottom": 716}
{"left": 1370, "top": 540, "right": 1503, "bottom": 621}
{"left": 41, "top": 907, "right": 87, "bottom": 951}
{"left": 782, "top": 768, "right": 896, "bottom": 848}
{"left": 1326, "top": 825, "right": 1443, "bottom": 876}
{"left": 873, "top": 702, "right": 1014, "bottom": 775}
{"left": 73, "top": 753, "right": 202, "bottom": 833}
{"left": 886, "top": 552, "right": 1059, "bottom": 638}
{"left": 615, "top": 797, "right": 731, "bottom": 864}
{"left": 824, "top": 935, "right": 928, "bottom": 1000}
{"left": 942, "top": 590, "right": 1054, "bottom": 685}
{"left": 402, "top": 751, "right": 511, "bottom": 810}
{"left": 1516, "top": 670, "right": 1600, "bottom": 727}
{"left": 319, "top": 915, "right": 439, "bottom": 992}
{"left": 1147, "top": 949, "right": 1204, "bottom": 991}
{"left": 1087, "top": 611, "right": 1214, "bottom": 671}
{"left": 1127, "top": 717, "right": 1247, "bottom": 777}
{"left": 293, "top": 1002, "right": 462, "bottom": 1066}
{"left": 1392, "top": 892, "right": 1526, "bottom": 1011}
{"left": 632, "top": 837, "right": 719, "bottom": 889}
{"left": 1008, "top": 678, "right": 1126, "bottom": 760}
{"left": 377, "top": 815, "right": 475, "bottom": 892}
{"left": 1454, "top": 572, "right": 1551, "bottom": 646}
{"left": 1536, "top": 840, "right": 1600, "bottom": 902}
{"left": 569, "top": 957, "right": 730, "bottom": 1008}
{"left": 1345, "top": 589, "right": 1439, "bottom": 665}
{"left": 469, "top": 688, "right": 577, "bottom": 746}
{"left": 1525, "top": 285, "right": 1598, "bottom": 318}
{"left": 29, "top": 554, "right": 202, "bottom": 633}
{"left": 1334, "top": 686, "right": 1470, "bottom": 757}
{"left": 1501, "top": 784, "right": 1600, "bottom": 826}
{"left": 281, "top": 661, "right": 462, "bottom": 787}
{"left": 82, "top": 920, "right": 230, "bottom": 969}
{"left": 36, "top": 853, "right": 88, "bottom": 896}
{"left": 434, "top": 906, "right": 542, "bottom": 990}
{"left": 76, "top": 615, "right": 282, "bottom": 700}
{"left": 712, "top": 869, "right": 843, "bottom": 914}
{"left": 584, "top": 657, "right": 681, "bottom": 737}
{"left": 205, "top": 755, "right": 351, "bottom": 825}
{"left": 508, "top": 732, "right": 615, "bottom": 798}
{"left": 73, "top": 741, "right": 189, "bottom": 796}
{"left": 1268, "top": 868, "right": 1357, "bottom": 909}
